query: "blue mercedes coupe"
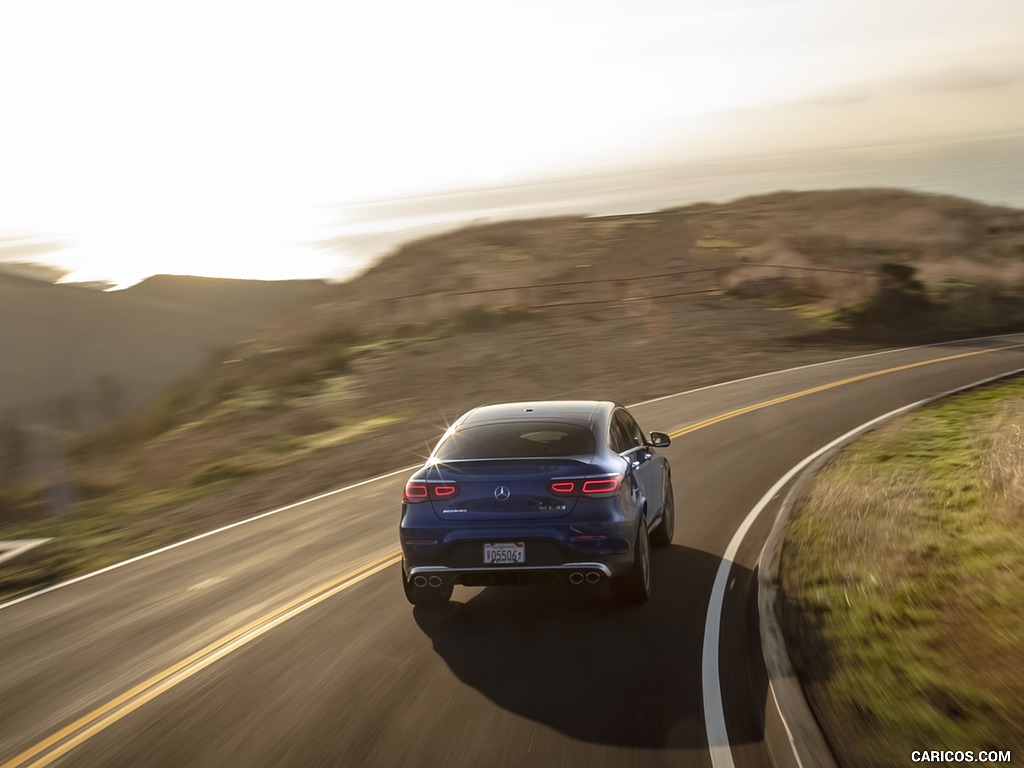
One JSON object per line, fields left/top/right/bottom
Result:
{"left": 399, "top": 400, "right": 674, "bottom": 607}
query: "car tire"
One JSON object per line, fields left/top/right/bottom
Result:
{"left": 612, "top": 523, "right": 651, "bottom": 604}
{"left": 401, "top": 566, "right": 452, "bottom": 608}
{"left": 650, "top": 478, "right": 675, "bottom": 548}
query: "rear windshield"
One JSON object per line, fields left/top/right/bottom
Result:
{"left": 434, "top": 421, "right": 595, "bottom": 460}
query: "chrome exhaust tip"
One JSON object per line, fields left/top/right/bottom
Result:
{"left": 413, "top": 576, "right": 428, "bottom": 588}
{"left": 569, "top": 572, "right": 585, "bottom": 585}
{"left": 585, "top": 572, "right": 601, "bottom": 584}
{"left": 427, "top": 576, "right": 443, "bottom": 588}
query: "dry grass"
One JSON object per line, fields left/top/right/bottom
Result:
{"left": 780, "top": 377, "right": 1024, "bottom": 767}
{"left": 977, "top": 399, "right": 1024, "bottom": 521}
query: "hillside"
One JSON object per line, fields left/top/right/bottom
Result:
{"left": 0, "top": 273, "right": 330, "bottom": 428}
{"left": 2, "top": 187, "right": 1023, "bottom": 597}
{"left": 271, "top": 187, "right": 1024, "bottom": 345}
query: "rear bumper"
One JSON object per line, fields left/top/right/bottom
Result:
{"left": 400, "top": 505, "right": 638, "bottom": 586}
{"left": 401, "top": 533, "right": 634, "bottom": 580}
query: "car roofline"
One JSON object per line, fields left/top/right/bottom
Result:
{"left": 459, "top": 400, "right": 616, "bottom": 427}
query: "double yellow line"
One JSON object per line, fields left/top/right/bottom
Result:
{"left": 2, "top": 552, "right": 402, "bottom": 768}
{"left": 669, "top": 342, "right": 1024, "bottom": 439}
{"left": 7, "top": 339, "right": 1024, "bottom": 767}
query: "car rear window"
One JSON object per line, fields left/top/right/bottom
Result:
{"left": 434, "top": 421, "right": 595, "bottom": 459}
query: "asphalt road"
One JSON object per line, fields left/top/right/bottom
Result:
{"left": 3, "top": 334, "right": 1024, "bottom": 768}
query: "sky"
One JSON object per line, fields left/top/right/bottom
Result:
{"left": 2, "top": 0, "right": 1023, "bottom": 287}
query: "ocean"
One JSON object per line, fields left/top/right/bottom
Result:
{"left": 319, "top": 132, "right": 1024, "bottom": 282}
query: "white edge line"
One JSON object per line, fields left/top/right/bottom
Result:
{"left": 702, "top": 364, "right": 1024, "bottom": 768}
{"left": 0, "top": 466, "right": 417, "bottom": 612}
{"left": 4, "top": 330, "right": 1021, "bottom": 613}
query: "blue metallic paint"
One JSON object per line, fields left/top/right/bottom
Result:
{"left": 400, "top": 401, "right": 672, "bottom": 602}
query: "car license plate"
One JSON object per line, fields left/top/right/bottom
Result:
{"left": 484, "top": 542, "right": 525, "bottom": 564}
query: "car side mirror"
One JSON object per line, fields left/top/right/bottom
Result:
{"left": 649, "top": 431, "right": 671, "bottom": 448}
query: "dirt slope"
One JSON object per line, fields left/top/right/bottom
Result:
{"left": 0, "top": 273, "right": 329, "bottom": 427}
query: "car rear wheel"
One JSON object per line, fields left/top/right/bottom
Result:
{"left": 651, "top": 478, "right": 675, "bottom": 548}
{"left": 612, "top": 523, "right": 650, "bottom": 604}
{"left": 401, "top": 566, "right": 453, "bottom": 608}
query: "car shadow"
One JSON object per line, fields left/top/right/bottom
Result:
{"left": 412, "top": 544, "right": 764, "bottom": 750}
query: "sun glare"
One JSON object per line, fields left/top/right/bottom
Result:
{"left": 49, "top": 193, "right": 344, "bottom": 288}
{"left": 2, "top": 0, "right": 1022, "bottom": 285}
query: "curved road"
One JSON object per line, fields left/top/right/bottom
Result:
{"left": 2, "top": 334, "right": 1024, "bottom": 768}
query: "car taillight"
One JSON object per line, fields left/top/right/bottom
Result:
{"left": 403, "top": 480, "right": 459, "bottom": 503}
{"left": 582, "top": 476, "right": 623, "bottom": 495}
{"left": 550, "top": 476, "right": 623, "bottom": 497}
{"left": 403, "top": 482, "right": 430, "bottom": 503}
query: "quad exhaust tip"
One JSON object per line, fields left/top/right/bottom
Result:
{"left": 427, "top": 576, "right": 443, "bottom": 588}
{"left": 413, "top": 576, "right": 428, "bottom": 588}
{"left": 585, "top": 572, "right": 601, "bottom": 584}
{"left": 569, "top": 572, "right": 585, "bottom": 585}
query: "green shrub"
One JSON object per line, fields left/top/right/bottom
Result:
{"left": 841, "top": 262, "right": 933, "bottom": 330}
